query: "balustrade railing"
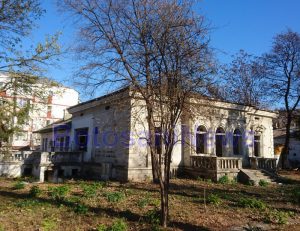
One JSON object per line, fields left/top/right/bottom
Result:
{"left": 190, "top": 155, "right": 242, "bottom": 171}
{"left": 249, "top": 157, "right": 277, "bottom": 171}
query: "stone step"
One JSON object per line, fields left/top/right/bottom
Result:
{"left": 238, "top": 169, "right": 278, "bottom": 185}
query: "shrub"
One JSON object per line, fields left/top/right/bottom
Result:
{"left": 48, "top": 185, "right": 70, "bottom": 201}
{"left": 105, "top": 191, "right": 125, "bottom": 203}
{"left": 238, "top": 198, "right": 266, "bottom": 210}
{"left": 266, "top": 209, "right": 293, "bottom": 224}
{"left": 13, "top": 181, "right": 25, "bottom": 190}
{"left": 29, "top": 185, "right": 42, "bottom": 197}
{"left": 110, "top": 219, "right": 127, "bottom": 231}
{"left": 218, "top": 175, "right": 230, "bottom": 184}
{"left": 74, "top": 203, "right": 89, "bottom": 214}
{"left": 207, "top": 194, "right": 221, "bottom": 205}
{"left": 259, "top": 180, "right": 269, "bottom": 187}
{"left": 41, "top": 218, "right": 57, "bottom": 231}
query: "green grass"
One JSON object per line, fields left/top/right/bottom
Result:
{"left": 137, "top": 196, "right": 151, "bottom": 208}
{"left": 237, "top": 198, "right": 267, "bottom": 210}
{"left": 207, "top": 194, "right": 222, "bottom": 205}
{"left": 96, "top": 219, "right": 127, "bottom": 231}
{"left": 29, "top": 185, "right": 42, "bottom": 197}
{"left": 48, "top": 185, "right": 70, "bottom": 201}
{"left": 265, "top": 209, "right": 294, "bottom": 224}
{"left": 81, "top": 183, "right": 98, "bottom": 198}
{"left": 218, "top": 175, "right": 230, "bottom": 184}
{"left": 41, "top": 218, "right": 57, "bottom": 231}
{"left": 13, "top": 181, "right": 25, "bottom": 190}
{"left": 110, "top": 219, "right": 127, "bottom": 231}
{"left": 73, "top": 203, "right": 89, "bottom": 214}
{"left": 259, "top": 180, "right": 269, "bottom": 187}
{"left": 15, "top": 199, "right": 42, "bottom": 208}
{"left": 105, "top": 191, "right": 125, "bottom": 203}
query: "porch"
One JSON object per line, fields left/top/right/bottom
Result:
{"left": 187, "top": 155, "right": 277, "bottom": 181}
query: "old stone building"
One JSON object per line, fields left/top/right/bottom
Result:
{"left": 34, "top": 87, "right": 277, "bottom": 182}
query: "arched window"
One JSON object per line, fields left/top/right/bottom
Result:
{"left": 196, "top": 126, "right": 207, "bottom": 154}
{"left": 215, "top": 127, "right": 225, "bottom": 157}
{"left": 233, "top": 129, "right": 242, "bottom": 155}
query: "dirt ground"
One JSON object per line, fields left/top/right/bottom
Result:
{"left": 0, "top": 172, "right": 299, "bottom": 231}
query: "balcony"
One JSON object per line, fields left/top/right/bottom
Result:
{"left": 40, "top": 151, "right": 83, "bottom": 165}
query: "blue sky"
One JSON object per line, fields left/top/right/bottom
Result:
{"left": 29, "top": 0, "right": 300, "bottom": 100}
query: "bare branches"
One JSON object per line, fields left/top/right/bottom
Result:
{"left": 263, "top": 29, "right": 300, "bottom": 112}
{"left": 60, "top": 0, "right": 214, "bottom": 227}
{"left": 262, "top": 29, "right": 300, "bottom": 168}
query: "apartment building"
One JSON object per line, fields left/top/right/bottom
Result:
{"left": 0, "top": 72, "right": 79, "bottom": 150}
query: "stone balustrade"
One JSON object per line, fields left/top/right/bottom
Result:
{"left": 190, "top": 155, "right": 217, "bottom": 170}
{"left": 216, "top": 157, "right": 242, "bottom": 170}
{"left": 0, "top": 151, "right": 36, "bottom": 163}
{"left": 40, "top": 152, "right": 83, "bottom": 165}
{"left": 189, "top": 155, "right": 243, "bottom": 181}
{"left": 249, "top": 157, "right": 277, "bottom": 171}
{"left": 190, "top": 155, "right": 242, "bottom": 171}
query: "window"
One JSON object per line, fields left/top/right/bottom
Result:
{"left": 75, "top": 128, "right": 88, "bottom": 151}
{"left": 50, "top": 140, "right": 55, "bottom": 152}
{"left": 15, "top": 132, "right": 28, "bottom": 141}
{"left": 215, "top": 127, "right": 225, "bottom": 157}
{"left": 18, "top": 98, "right": 28, "bottom": 107}
{"left": 196, "top": 126, "right": 207, "bottom": 154}
{"left": 233, "top": 129, "right": 242, "bottom": 155}
{"left": 65, "top": 136, "right": 70, "bottom": 151}
{"left": 42, "top": 138, "right": 48, "bottom": 151}
{"left": 155, "top": 127, "right": 162, "bottom": 155}
{"left": 59, "top": 137, "right": 64, "bottom": 151}
{"left": 254, "top": 135, "right": 261, "bottom": 157}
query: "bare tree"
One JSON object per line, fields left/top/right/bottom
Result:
{"left": 263, "top": 29, "right": 300, "bottom": 168}
{"left": 221, "top": 50, "right": 268, "bottom": 107}
{"left": 60, "top": 0, "right": 215, "bottom": 227}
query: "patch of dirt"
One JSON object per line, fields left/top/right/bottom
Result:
{"left": 0, "top": 176, "right": 299, "bottom": 230}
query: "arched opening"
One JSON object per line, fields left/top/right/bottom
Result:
{"left": 215, "top": 127, "right": 225, "bottom": 157}
{"left": 196, "top": 125, "right": 207, "bottom": 154}
{"left": 233, "top": 129, "right": 243, "bottom": 155}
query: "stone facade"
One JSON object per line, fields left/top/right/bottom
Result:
{"left": 32, "top": 88, "right": 277, "bottom": 182}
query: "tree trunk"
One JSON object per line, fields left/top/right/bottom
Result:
{"left": 160, "top": 183, "right": 169, "bottom": 227}
{"left": 282, "top": 113, "right": 292, "bottom": 169}
{"left": 151, "top": 151, "right": 159, "bottom": 183}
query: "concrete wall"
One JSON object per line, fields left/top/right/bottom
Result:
{"left": 0, "top": 162, "right": 23, "bottom": 177}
